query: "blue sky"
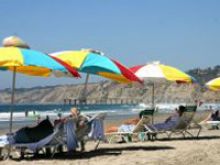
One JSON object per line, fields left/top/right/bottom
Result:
{"left": 0, "top": 0, "right": 220, "bottom": 89}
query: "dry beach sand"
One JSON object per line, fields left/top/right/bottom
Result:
{"left": 1, "top": 111, "right": 220, "bottom": 165}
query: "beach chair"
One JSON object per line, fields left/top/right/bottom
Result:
{"left": 105, "top": 108, "right": 154, "bottom": 143}
{"left": 0, "top": 135, "right": 10, "bottom": 160}
{"left": 145, "top": 105, "right": 202, "bottom": 139}
{"left": 79, "top": 112, "right": 107, "bottom": 150}
{"left": 16, "top": 122, "right": 68, "bottom": 159}
{"left": 0, "top": 129, "right": 59, "bottom": 159}
{"left": 199, "top": 119, "right": 220, "bottom": 130}
{"left": 0, "top": 121, "right": 72, "bottom": 160}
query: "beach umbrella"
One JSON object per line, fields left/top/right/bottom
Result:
{"left": 50, "top": 50, "right": 142, "bottom": 83}
{"left": 50, "top": 50, "right": 142, "bottom": 101}
{"left": 130, "top": 61, "right": 195, "bottom": 107}
{"left": 0, "top": 47, "right": 80, "bottom": 133}
{"left": 206, "top": 77, "right": 220, "bottom": 91}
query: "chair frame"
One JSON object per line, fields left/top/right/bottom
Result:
{"left": 144, "top": 105, "right": 202, "bottom": 140}
{"left": 105, "top": 108, "right": 155, "bottom": 143}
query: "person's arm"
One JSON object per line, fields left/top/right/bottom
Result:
{"left": 165, "top": 116, "right": 172, "bottom": 123}
{"left": 199, "top": 113, "right": 212, "bottom": 124}
{"left": 165, "top": 111, "right": 179, "bottom": 123}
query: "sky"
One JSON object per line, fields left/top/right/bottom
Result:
{"left": 0, "top": 0, "right": 220, "bottom": 89}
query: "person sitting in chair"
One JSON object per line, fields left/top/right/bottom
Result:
{"left": 105, "top": 113, "right": 146, "bottom": 133}
{"left": 199, "top": 110, "right": 220, "bottom": 130}
{"left": 148, "top": 105, "right": 186, "bottom": 131}
{"left": 70, "top": 107, "right": 90, "bottom": 151}
{"left": 200, "top": 110, "right": 220, "bottom": 123}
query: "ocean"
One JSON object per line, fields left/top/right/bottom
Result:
{"left": 0, "top": 102, "right": 218, "bottom": 130}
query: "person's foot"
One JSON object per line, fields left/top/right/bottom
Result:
{"left": 67, "top": 149, "right": 77, "bottom": 156}
{"left": 80, "top": 147, "right": 85, "bottom": 152}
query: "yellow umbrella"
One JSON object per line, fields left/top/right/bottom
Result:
{"left": 206, "top": 77, "right": 220, "bottom": 91}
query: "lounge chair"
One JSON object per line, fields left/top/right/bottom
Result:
{"left": 199, "top": 120, "right": 220, "bottom": 130}
{"left": 0, "top": 119, "right": 79, "bottom": 160}
{"left": 79, "top": 112, "right": 107, "bottom": 150}
{"left": 42, "top": 120, "right": 77, "bottom": 157}
{"left": 144, "top": 105, "right": 202, "bottom": 139}
{"left": 0, "top": 128, "right": 61, "bottom": 159}
{"left": 105, "top": 108, "right": 154, "bottom": 143}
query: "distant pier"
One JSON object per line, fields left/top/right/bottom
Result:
{"left": 63, "top": 98, "right": 143, "bottom": 105}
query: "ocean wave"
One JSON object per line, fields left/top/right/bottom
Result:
{"left": 0, "top": 103, "right": 220, "bottom": 122}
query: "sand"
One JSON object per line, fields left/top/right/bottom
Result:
{"left": 1, "top": 111, "right": 220, "bottom": 165}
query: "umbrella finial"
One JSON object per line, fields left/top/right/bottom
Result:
{"left": 2, "top": 36, "right": 30, "bottom": 49}
{"left": 146, "top": 61, "right": 160, "bottom": 65}
{"left": 152, "top": 61, "right": 160, "bottom": 65}
{"left": 81, "top": 48, "right": 104, "bottom": 56}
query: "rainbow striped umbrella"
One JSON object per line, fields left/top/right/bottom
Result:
{"left": 130, "top": 61, "right": 195, "bottom": 107}
{"left": 0, "top": 47, "right": 80, "bottom": 133}
{"left": 50, "top": 50, "right": 142, "bottom": 83}
{"left": 0, "top": 47, "right": 80, "bottom": 77}
{"left": 206, "top": 77, "right": 220, "bottom": 91}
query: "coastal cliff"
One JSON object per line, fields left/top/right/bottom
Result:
{"left": 1, "top": 65, "right": 220, "bottom": 104}
{"left": 0, "top": 81, "right": 218, "bottom": 104}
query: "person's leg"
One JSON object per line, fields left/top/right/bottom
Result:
{"left": 0, "top": 148, "right": 2, "bottom": 159}
{"left": 58, "top": 145, "right": 63, "bottom": 153}
{"left": 151, "top": 122, "right": 170, "bottom": 131}
{"left": 106, "top": 126, "right": 118, "bottom": 133}
{"left": 80, "top": 141, "right": 85, "bottom": 152}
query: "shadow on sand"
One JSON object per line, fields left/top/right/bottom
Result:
{"left": 11, "top": 145, "right": 175, "bottom": 161}
{"left": 157, "top": 135, "right": 220, "bottom": 141}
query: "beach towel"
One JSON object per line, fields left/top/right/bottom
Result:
{"left": 0, "top": 135, "right": 8, "bottom": 147}
{"left": 12, "top": 132, "right": 57, "bottom": 152}
{"left": 65, "top": 119, "right": 78, "bottom": 151}
{"left": 151, "top": 115, "right": 179, "bottom": 131}
{"left": 88, "top": 119, "right": 105, "bottom": 140}
{"left": 118, "top": 124, "right": 136, "bottom": 133}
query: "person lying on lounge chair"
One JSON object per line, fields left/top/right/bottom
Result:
{"left": 147, "top": 105, "right": 186, "bottom": 131}
{"left": 105, "top": 114, "right": 143, "bottom": 133}
{"left": 200, "top": 110, "right": 220, "bottom": 123}
{"left": 105, "top": 112, "right": 151, "bottom": 143}
{"left": 199, "top": 110, "right": 220, "bottom": 129}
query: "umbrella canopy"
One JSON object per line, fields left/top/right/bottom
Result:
{"left": 0, "top": 47, "right": 80, "bottom": 77}
{"left": 130, "top": 61, "right": 193, "bottom": 83}
{"left": 50, "top": 50, "right": 142, "bottom": 83}
{"left": 206, "top": 77, "right": 220, "bottom": 91}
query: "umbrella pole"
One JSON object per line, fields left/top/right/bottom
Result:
{"left": 7, "top": 67, "right": 16, "bottom": 158}
{"left": 152, "top": 82, "right": 155, "bottom": 108}
{"left": 9, "top": 67, "right": 16, "bottom": 134}
{"left": 152, "top": 82, "right": 155, "bottom": 124}
{"left": 81, "top": 73, "right": 90, "bottom": 104}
